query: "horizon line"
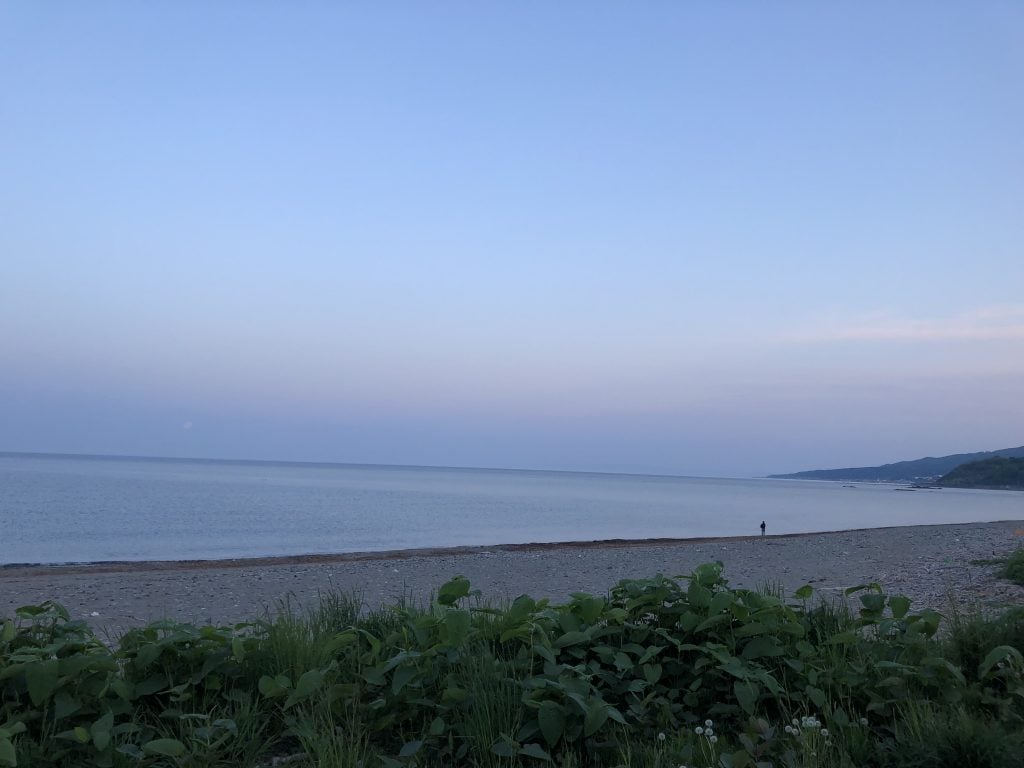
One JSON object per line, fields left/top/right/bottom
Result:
{"left": 0, "top": 448, "right": 765, "bottom": 483}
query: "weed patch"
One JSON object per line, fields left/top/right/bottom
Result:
{"left": 2, "top": 566, "right": 1023, "bottom": 766}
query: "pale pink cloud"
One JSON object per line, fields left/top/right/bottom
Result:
{"left": 786, "top": 306, "right": 1024, "bottom": 343}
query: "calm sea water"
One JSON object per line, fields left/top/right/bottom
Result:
{"left": 1, "top": 452, "right": 1022, "bottom": 565}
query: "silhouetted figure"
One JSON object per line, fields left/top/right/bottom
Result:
{"left": 760, "top": 520, "right": 766, "bottom": 537}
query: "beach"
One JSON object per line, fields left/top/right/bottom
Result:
{"left": 3, "top": 521, "right": 1023, "bottom": 638}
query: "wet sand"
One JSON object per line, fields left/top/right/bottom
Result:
{"left": 3, "top": 521, "right": 1023, "bottom": 638}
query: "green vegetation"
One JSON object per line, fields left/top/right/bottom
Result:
{"left": 2, "top": 565, "right": 1023, "bottom": 767}
{"left": 999, "top": 546, "right": 1024, "bottom": 586}
{"left": 937, "top": 457, "right": 1024, "bottom": 490}
{"left": 770, "top": 444, "right": 1024, "bottom": 483}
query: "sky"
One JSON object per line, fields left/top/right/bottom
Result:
{"left": 2, "top": 3, "right": 1023, "bottom": 478}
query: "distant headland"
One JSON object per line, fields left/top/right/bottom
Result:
{"left": 770, "top": 445, "right": 1024, "bottom": 485}
{"left": 935, "top": 456, "right": 1024, "bottom": 490}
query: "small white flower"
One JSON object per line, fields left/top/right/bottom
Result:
{"left": 792, "top": 718, "right": 800, "bottom": 726}
{"left": 709, "top": 735, "right": 718, "bottom": 744}
{"left": 821, "top": 728, "right": 829, "bottom": 737}
{"left": 704, "top": 719, "right": 713, "bottom": 728}
{"left": 784, "top": 725, "right": 793, "bottom": 734}
{"left": 658, "top": 732, "right": 666, "bottom": 742}
{"left": 695, "top": 726, "right": 704, "bottom": 735}
{"left": 705, "top": 728, "right": 714, "bottom": 738}
{"left": 860, "top": 717, "right": 869, "bottom": 726}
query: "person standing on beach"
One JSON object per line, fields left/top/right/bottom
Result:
{"left": 760, "top": 520, "right": 766, "bottom": 537}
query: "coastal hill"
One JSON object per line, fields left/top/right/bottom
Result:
{"left": 937, "top": 456, "right": 1024, "bottom": 490}
{"left": 769, "top": 445, "right": 1024, "bottom": 483}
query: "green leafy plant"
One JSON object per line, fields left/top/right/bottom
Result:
{"left": 3, "top": 566, "right": 1023, "bottom": 766}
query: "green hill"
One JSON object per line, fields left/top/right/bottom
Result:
{"left": 769, "top": 445, "right": 1024, "bottom": 483}
{"left": 936, "top": 456, "right": 1024, "bottom": 490}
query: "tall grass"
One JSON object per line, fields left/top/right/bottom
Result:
{"left": 999, "top": 545, "right": 1024, "bottom": 586}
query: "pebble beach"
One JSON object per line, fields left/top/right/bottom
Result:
{"left": 3, "top": 520, "right": 1023, "bottom": 638}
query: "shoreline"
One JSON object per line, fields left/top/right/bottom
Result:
{"left": 3, "top": 520, "right": 1022, "bottom": 637}
{"left": 6, "top": 519, "right": 1024, "bottom": 578}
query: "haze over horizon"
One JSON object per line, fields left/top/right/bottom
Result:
{"left": 3, "top": 4, "right": 1023, "bottom": 478}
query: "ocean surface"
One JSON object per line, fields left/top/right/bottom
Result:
{"left": 2, "top": 452, "right": 1022, "bottom": 565}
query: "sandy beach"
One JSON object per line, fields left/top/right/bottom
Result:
{"left": 3, "top": 520, "right": 1023, "bottom": 638}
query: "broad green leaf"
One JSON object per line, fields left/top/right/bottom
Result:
{"left": 695, "top": 613, "right": 732, "bottom": 633}
{"left": 643, "top": 663, "right": 662, "bottom": 684}
{"left": 133, "top": 675, "right": 166, "bottom": 697}
{"left": 888, "top": 595, "right": 911, "bottom": 619}
{"left": 442, "top": 610, "right": 471, "bottom": 646}
{"left": 538, "top": 701, "right": 564, "bottom": 746}
{"left": 285, "top": 669, "right": 326, "bottom": 709}
{"left": 519, "top": 743, "right": 552, "bottom": 761}
{"left": 490, "top": 739, "right": 517, "bottom": 758}
{"left": 258, "top": 675, "right": 284, "bottom": 698}
{"left": 860, "top": 593, "right": 886, "bottom": 613}
{"left": 91, "top": 712, "right": 114, "bottom": 752}
{"left": 794, "top": 585, "right": 813, "bottom": 600}
{"left": 143, "top": 738, "right": 187, "bottom": 757}
{"left": 554, "top": 630, "right": 589, "bottom": 648}
{"left": 805, "top": 685, "right": 826, "bottom": 708}
{"left": 0, "top": 738, "right": 15, "bottom": 768}
{"left": 979, "top": 645, "right": 1023, "bottom": 679}
{"left": 398, "top": 740, "right": 422, "bottom": 758}
{"left": 26, "top": 659, "right": 59, "bottom": 706}
{"left": 742, "top": 636, "right": 784, "bottom": 660}
{"left": 442, "top": 685, "right": 468, "bottom": 703}
{"left": 734, "top": 680, "right": 758, "bottom": 715}
{"left": 111, "top": 679, "right": 133, "bottom": 700}
{"left": 116, "top": 743, "right": 144, "bottom": 759}
{"left": 693, "top": 562, "right": 723, "bottom": 586}
{"left": 293, "top": 669, "right": 325, "bottom": 700}
{"left": 709, "top": 590, "right": 736, "bottom": 614}
{"left": 735, "top": 622, "right": 769, "bottom": 638}
{"left": 637, "top": 645, "right": 666, "bottom": 665}
{"left": 583, "top": 701, "right": 609, "bottom": 736}
{"left": 391, "top": 664, "right": 417, "bottom": 695}
{"left": 429, "top": 717, "right": 446, "bottom": 737}
{"left": 575, "top": 595, "right": 605, "bottom": 624}
{"left": 687, "top": 580, "right": 712, "bottom": 608}
{"left": 508, "top": 594, "right": 537, "bottom": 622}
{"left": 53, "top": 691, "right": 82, "bottom": 720}
{"left": 437, "top": 576, "right": 471, "bottom": 606}
{"left": 134, "top": 643, "right": 161, "bottom": 670}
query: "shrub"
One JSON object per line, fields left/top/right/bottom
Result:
{"left": 999, "top": 546, "right": 1024, "bottom": 586}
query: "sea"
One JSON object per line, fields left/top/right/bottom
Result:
{"left": 1, "top": 452, "right": 1021, "bottom": 565}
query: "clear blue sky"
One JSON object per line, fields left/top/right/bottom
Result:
{"left": 2, "top": 3, "right": 1022, "bottom": 477}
